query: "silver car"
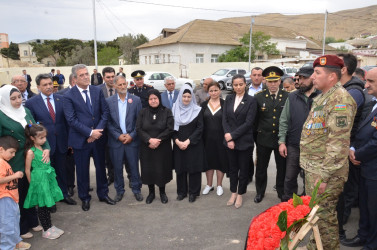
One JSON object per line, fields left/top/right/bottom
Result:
{"left": 201, "top": 68, "right": 247, "bottom": 90}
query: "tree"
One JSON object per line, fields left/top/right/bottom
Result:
{"left": 219, "top": 31, "right": 279, "bottom": 62}
{"left": 117, "top": 33, "right": 149, "bottom": 64}
{"left": 98, "top": 47, "right": 121, "bottom": 65}
{"left": 0, "top": 42, "right": 20, "bottom": 60}
{"left": 29, "top": 42, "right": 57, "bottom": 63}
{"left": 64, "top": 45, "right": 94, "bottom": 66}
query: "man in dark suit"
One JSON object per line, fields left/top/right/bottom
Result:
{"left": 25, "top": 74, "right": 76, "bottom": 206}
{"left": 117, "top": 67, "right": 126, "bottom": 77}
{"left": 91, "top": 69, "right": 103, "bottom": 86}
{"left": 107, "top": 75, "right": 143, "bottom": 202}
{"left": 128, "top": 70, "right": 154, "bottom": 108}
{"left": 342, "top": 67, "right": 377, "bottom": 249}
{"left": 63, "top": 64, "right": 115, "bottom": 211}
{"left": 11, "top": 75, "right": 36, "bottom": 105}
{"left": 22, "top": 69, "right": 32, "bottom": 90}
{"left": 254, "top": 66, "right": 288, "bottom": 203}
{"left": 161, "top": 76, "right": 179, "bottom": 109}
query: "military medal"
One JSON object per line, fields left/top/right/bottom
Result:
{"left": 261, "top": 103, "right": 266, "bottom": 111}
{"left": 153, "top": 114, "right": 156, "bottom": 120}
{"left": 371, "top": 117, "right": 377, "bottom": 127}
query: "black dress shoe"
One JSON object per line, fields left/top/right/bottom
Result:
{"left": 67, "top": 186, "right": 74, "bottom": 197}
{"left": 134, "top": 193, "right": 143, "bottom": 202}
{"left": 160, "top": 193, "right": 168, "bottom": 204}
{"left": 114, "top": 193, "right": 124, "bottom": 202}
{"left": 254, "top": 194, "right": 264, "bottom": 203}
{"left": 189, "top": 194, "right": 196, "bottom": 203}
{"left": 177, "top": 194, "right": 187, "bottom": 201}
{"left": 146, "top": 193, "right": 155, "bottom": 204}
{"left": 82, "top": 200, "right": 90, "bottom": 211}
{"left": 63, "top": 196, "right": 77, "bottom": 205}
{"left": 49, "top": 205, "right": 57, "bottom": 213}
{"left": 341, "top": 236, "right": 366, "bottom": 247}
{"left": 99, "top": 196, "right": 116, "bottom": 205}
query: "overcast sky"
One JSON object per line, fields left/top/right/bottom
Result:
{"left": 2, "top": 0, "right": 376, "bottom": 43}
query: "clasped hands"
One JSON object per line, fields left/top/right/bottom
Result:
{"left": 175, "top": 139, "right": 190, "bottom": 150}
{"left": 149, "top": 138, "right": 161, "bottom": 149}
{"left": 224, "top": 133, "right": 235, "bottom": 149}
{"left": 118, "top": 133, "right": 133, "bottom": 144}
{"left": 87, "top": 129, "right": 103, "bottom": 143}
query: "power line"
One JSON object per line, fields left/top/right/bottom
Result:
{"left": 98, "top": 0, "right": 136, "bottom": 34}
{"left": 96, "top": 0, "right": 122, "bottom": 35}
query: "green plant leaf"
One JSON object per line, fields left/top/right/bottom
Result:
{"left": 309, "top": 180, "right": 322, "bottom": 208}
{"left": 280, "top": 236, "right": 289, "bottom": 250}
{"left": 293, "top": 193, "right": 303, "bottom": 207}
{"left": 277, "top": 210, "right": 288, "bottom": 232}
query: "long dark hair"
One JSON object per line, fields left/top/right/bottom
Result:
{"left": 24, "top": 123, "right": 47, "bottom": 153}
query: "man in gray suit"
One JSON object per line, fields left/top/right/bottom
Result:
{"left": 195, "top": 78, "right": 210, "bottom": 105}
{"left": 161, "top": 76, "right": 179, "bottom": 109}
{"left": 100, "top": 67, "right": 116, "bottom": 98}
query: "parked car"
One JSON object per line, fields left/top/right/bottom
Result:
{"left": 201, "top": 68, "right": 247, "bottom": 90}
{"left": 225, "top": 71, "right": 251, "bottom": 91}
{"left": 280, "top": 67, "right": 298, "bottom": 77}
{"left": 127, "top": 72, "right": 195, "bottom": 92}
{"left": 302, "top": 61, "right": 314, "bottom": 68}
{"left": 361, "top": 65, "right": 377, "bottom": 71}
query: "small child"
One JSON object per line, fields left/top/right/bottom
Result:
{"left": 23, "top": 124, "right": 64, "bottom": 240}
{"left": 0, "top": 136, "right": 31, "bottom": 250}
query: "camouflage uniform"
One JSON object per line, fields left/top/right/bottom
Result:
{"left": 300, "top": 82, "right": 356, "bottom": 250}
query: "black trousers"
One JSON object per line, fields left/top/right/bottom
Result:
{"left": 227, "top": 147, "right": 253, "bottom": 195}
{"left": 18, "top": 176, "right": 39, "bottom": 235}
{"left": 105, "top": 144, "right": 114, "bottom": 181}
{"left": 255, "top": 144, "right": 286, "bottom": 197}
{"left": 37, "top": 206, "right": 52, "bottom": 231}
{"left": 343, "top": 162, "right": 360, "bottom": 216}
{"left": 282, "top": 145, "right": 302, "bottom": 201}
{"left": 65, "top": 148, "right": 76, "bottom": 188}
{"left": 176, "top": 172, "right": 201, "bottom": 196}
{"left": 50, "top": 150, "right": 68, "bottom": 197}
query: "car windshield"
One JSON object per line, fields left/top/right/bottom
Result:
{"left": 285, "top": 68, "right": 298, "bottom": 74}
{"left": 161, "top": 73, "right": 172, "bottom": 78}
{"left": 213, "top": 69, "right": 229, "bottom": 76}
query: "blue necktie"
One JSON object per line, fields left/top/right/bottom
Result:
{"left": 83, "top": 90, "right": 93, "bottom": 114}
{"left": 169, "top": 92, "right": 173, "bottom": 109}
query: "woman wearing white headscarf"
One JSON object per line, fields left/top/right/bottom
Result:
{"left": 0, "top": 85, "right": 49, "bottom": 238}
{"left": 172, "top": 84, "right": 204, "bottom": 203}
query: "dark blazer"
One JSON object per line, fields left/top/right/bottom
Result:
{"left": 25, "top": 89, "right": 36, "bottom": 100}
{"left": 161, "top": 89, "right": 179, "bottom": 109}
{"left": 352, "top": 106, "right": 377, "bottom": 180}
{"left": 25, "top": 74, "right": 32, "bottom": 89}
{"left": 117, "top": 72, "right": 126, "bottom": 77}
{"left": 57, "top": 87, "right": 71, "bottom": 95}
{"left": 63, "top": 85, "right": 109, "bottom": 149}
{"left": 91, "top": 73, "right": 103, "bottom": 85}
{"left": 99, "top": 83, "right": 117, "bottom": 99}
{"left": 106, "top": 93, "right": 142, "bottom": 148}
{"left": 222, "top": 93, "right": 257, "bottom": 150}
{"left": 25, "top": 93, "right": 68, "bottom": 155}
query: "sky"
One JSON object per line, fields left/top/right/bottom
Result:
{"left": 2, "top": 0, "right": 376, "bottom": 43}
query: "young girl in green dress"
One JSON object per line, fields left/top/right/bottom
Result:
{"left": 23, "top": 124, "right": 64, "bottom": 240}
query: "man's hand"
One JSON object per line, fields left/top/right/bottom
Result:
{"left": 42, "top": 149, "right": 50, "bottom": 163}
{"left": 315, "top": 179, "right": 327, "bottom": 195}
{"left": 91, "top": 129, "right": 103, "bottom": 139}
{"left": 349, "top": 149, "right": 361, "bottom": 166}
{"left": 149, "top": 138, "right": 161, "bottom": 149}
{"left": 279, "top": 143, "right": 287, "bottom": 158}
{"left": 87, "top": 137, "right": 95, "bottom": 143}
{"left": 227, "top": 141, "right": 235, "bottom": 150}
{"left": 118, "top": 134, "right": 127, "bottom": 144}
{"left": 224, "top": 133, "right": 232, "bottom": 142}
{"left": 124, "top": 134, "right": 133, "bottom": 144}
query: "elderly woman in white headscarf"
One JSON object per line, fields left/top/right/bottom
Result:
{"left": 0, "top": 85, "right": 50, "bottom": 238}
{"left": 172, "top": 84, "right": 205, "bottom": 203}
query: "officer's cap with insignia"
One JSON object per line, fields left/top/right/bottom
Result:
{"left": 313, "top": 55, "right": 344, "bottom": 69}
{"left": 262, "top": 66, "right": 284, "bottom": 81}
{"left": 131, "top": 70, "right": 145, "bottom": 78}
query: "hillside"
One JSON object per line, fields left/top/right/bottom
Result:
{"left": 220, "top": 5, "right": 377, "bottom": 41}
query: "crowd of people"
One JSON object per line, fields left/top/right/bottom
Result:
{"left": 0, "top": 53, "right": 377, "bottom": 249}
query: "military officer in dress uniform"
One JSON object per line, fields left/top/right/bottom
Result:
{"left": 254, "top": 66, "right": 289, "bottom": 203}
{"left": 128, "top": 70, "right": 154, "bottom": 108}
{"left": 300, "top": 55, "right": 356, "bottom": 250}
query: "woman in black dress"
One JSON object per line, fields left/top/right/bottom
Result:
{"left": 201, "top": 80, "right": 228, "bottom": 197}
{"left": 222, "top": 74, "right": 257, "bottom": 208}
{"left": 136, "top": 89, "right": 174, "bottom": 204}
{"left": 172, "top": 84, "right": 204, "bottom": 203}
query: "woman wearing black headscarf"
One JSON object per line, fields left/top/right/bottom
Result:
{"left": 136, "top": 89, "right": 174, "bottom": 204}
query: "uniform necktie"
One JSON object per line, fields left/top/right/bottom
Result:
{"left": 46, "top": 97, "right": 55, "bottom": 122}
{"left": 169, "top": 92, "right": 173, "bottom": 108}
{"left": 138, "top": 88, "right": 141, "bottom": 93}
{"left": 109, "top": 88, "right": 114, "bottom": 96}
{"left": 271, "top": 94, "right": 276, "bottom": 105}
{"left": 83, "top": 90, "right": 93, "bottom": 114}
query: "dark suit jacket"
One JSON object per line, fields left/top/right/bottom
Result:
{"left": 25, "top": 89, "right": 36, "bottom": 100}
{"left": 222, "top": 93, "right": 257, "bottom": 150}
{"left": 161, "top": 89, "right": 179, "bottom": 109}
{"left": 352, "top": 106, "right": 377, "bottom": 180}
{"left": 117, "top": 72, "right": 126, "bottom": 77}
{"left": 25, "top": 94, "right": 68, "bottom": 155}
{"left": 91, "top": 73, "right": 103, "bottom": 85}
{"left": 99, "top": 83, "right": 117, "bottom": 99}
{"left": 57, "top": 87, "right": 71, "bottom": 95}
{"left": 106, "top": 94, "right": 142, "bottom": 148}
{"left": 63, "top": 85, "right": 109, "bottom": 149}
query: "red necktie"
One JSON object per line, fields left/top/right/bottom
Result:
{"left": 47, "top": 97, "right": 55, "bottom": 122}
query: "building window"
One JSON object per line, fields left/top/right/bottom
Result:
{"left": 196, "top": 54, "right": 204, "bottom": 63}
{"left": 211, "top": 54, "right": 219, "bottom": 63}
{"left": 257, "top": 55, "right": 264, "bottom": 60}
{"left": 24, "top": 50, "right": 28, "bottom": 56}
{"left": 154, "top": 55, "right": 159, "bottom": 64}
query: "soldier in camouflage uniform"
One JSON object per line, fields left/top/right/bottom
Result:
{"left": 300, "top": 55, "right": 356, "bottom": 250}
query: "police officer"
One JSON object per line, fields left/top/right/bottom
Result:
{"left": 254, "top": 66, "right": 289, "bottom": 203}
{"left": 300, "top": 55, "right": 356, "bottom": 250}
{"left": 128, "top": 70, "right": 154, "bottom": 108}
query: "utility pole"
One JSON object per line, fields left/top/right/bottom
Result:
{"left": 322, "top": 10, "right": 328, "bottom": 55}
{"left": 92, "top": 0, "right": 98, "bottom": 69}
{"left": 248, "top": 16, "right": 255, "bottom": 72}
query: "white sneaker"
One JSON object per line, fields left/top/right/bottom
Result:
{"left": 217, "top": 186, "right": 224, "bottom": 196}
{"left": 51, "top": 225, "right": 64, "bottom": 236}
{"left": 20, "top": 232, "right": 33, "bottom": 239}
{"left": 202, "top": 185, "right": 214, "bottom": 195}
{"left": 42, "top": 227, "right": 61, "bottom": 240}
